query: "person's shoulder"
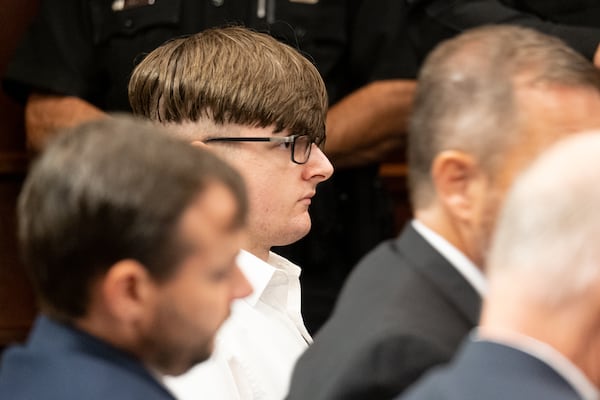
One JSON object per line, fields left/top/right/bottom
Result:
{"left": 0, "top": 347, "right": 174, "bottom": 400}
{"left": 338, "top": 235, "right": 415, "bottom": 294}
{"left": 321, "top": 227, "right": 472, "bottom": 344}
{"left": 332, "top": 233, "right": 449, "bottom": 324}
{"left": 401, "top": 340, "right": 583, "bottom": 400}
{"left": 287, "top": 329, "right": 454, "bottom": 400}
{"left": 344, "top": 223, "right": 444, "bottom": 282}
{"left": 287, "top": 244, "right": 473, "bottom": 398}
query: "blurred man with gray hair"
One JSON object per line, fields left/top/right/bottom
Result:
{"left": 401, "top": 131, "right": 600, "bottom": 400}
{"left": 287, "top": 24, "right": 600, "bottom": 400}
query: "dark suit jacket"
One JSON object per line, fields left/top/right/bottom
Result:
{"left": 405, "top": 0, "right": 600, "bottom": 64}
{"left": 286, "top": 224, "right": 481, "bottom": 400}
{"left": 0, "top": 315, "right": 176, "bottom": 400}
{"left": 400, "top": 340, "right": 584, "bottom": 400}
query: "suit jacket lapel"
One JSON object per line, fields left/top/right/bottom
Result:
{"left": 394, "top": 224, "right": 482, "bottom": 326}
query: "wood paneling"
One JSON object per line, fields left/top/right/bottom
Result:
{"left": 0, "top": 0, "right": 39, "bottom": 347}
{"left": 379, "top": 162, "right": 412, "bottom": 235}
{"left": 0, "top": 176, "right": 35, "bottom": 346}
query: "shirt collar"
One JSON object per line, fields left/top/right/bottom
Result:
{"left": 473, "top": 330, "right": 599, "bottom": 400}
{"left": 236, "top": 249, "right": 301, "bottom": 306}
{"left": 412, "top": 219, "right": 487, "bottom": 297}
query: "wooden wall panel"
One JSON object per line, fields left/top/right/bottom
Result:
{"left": 0, "top": 0, "right": 39, "bottom": 348}
{"left": 380, "top": 162, "right": 412, "bottom": 234}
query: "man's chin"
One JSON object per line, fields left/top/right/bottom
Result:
{"left": 271, "top": 222, "right": 312, "bottom": 247}
{"left": 179, "top": 346, "right": 214, "bottom": 375}
{"left": 286, "top": 228, "right": 312, "bottom": 245}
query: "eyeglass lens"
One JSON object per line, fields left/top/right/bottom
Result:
{"left": 293, "top": 135, "right": 312, "bottom": 164}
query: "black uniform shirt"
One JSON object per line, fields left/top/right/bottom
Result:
{"left": 4, "top": 0, "right": 416, "bottom": 333}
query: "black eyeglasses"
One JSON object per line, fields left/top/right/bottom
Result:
{"left": 204, "top": 134, "right": 322, "bottom": 165}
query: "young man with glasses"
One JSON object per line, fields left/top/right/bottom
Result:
{"left": 204, "top": 135, "right": 320, "bottom": 166}
{"left": 128, "top": 26, "right": 333, "bottom": 400}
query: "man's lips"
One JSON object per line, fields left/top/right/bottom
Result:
{"left": 300, "top": 191, "right": 316, "bottom": 204}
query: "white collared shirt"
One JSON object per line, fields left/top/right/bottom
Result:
{"left": 164, "top": 250, "right": 311, "bottom": 400}
{"left": 412, "top": 219, "right": 487, "bottom": 297}
{"left": 473, "top": 330, "right": 600, "bottom": 400}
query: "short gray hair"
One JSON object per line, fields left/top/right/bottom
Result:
{"left": 408, "top": 25, "right": 600, "bottom": 207}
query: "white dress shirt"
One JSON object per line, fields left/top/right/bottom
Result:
{"left": 412, "top": 219, "right": 487, "bottom": 297}
{"left": 164, "top": 250, "right": 312, "bottom": 400}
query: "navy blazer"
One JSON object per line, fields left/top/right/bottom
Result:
{"left": 0, "top": 316, "right": 176, "bottom": 400}
{"left": 286, "top": 224, "right": 481, "bottom": 400}
{"left": 400, "top": 340, "right": 584, "bottom": 400}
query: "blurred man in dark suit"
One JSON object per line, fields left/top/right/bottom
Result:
{"left": 401, "top": 131, "right": 600, "bottom": 400}
{"left": 286, "top": 25, "right": 600, "bottom": 400}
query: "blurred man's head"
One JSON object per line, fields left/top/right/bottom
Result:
{"left": 18, "top": 116, "right": 252, "bottom": 375}
{"left": 408, "top": 25, "right": 600, "bottom": 267}
{"left": 128, "top": 26, "right": 333, "bottom": 259}
{"left": 482, "top": 132, "right": 600, "bottom": 387}
{"left": 487, "top": 131, "right": 600, "bottom": 307}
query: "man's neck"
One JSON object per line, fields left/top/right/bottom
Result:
{"left": 481, "top": 289, "right": 600, "bottom": 389}
{"left": 241, "top": 242, "right": 271, "bottom": 262}
{"left": 413, "top": 208, "right": 481, "bottom": 268}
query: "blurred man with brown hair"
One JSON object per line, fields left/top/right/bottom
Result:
{"left": 0, "top": 116, "right": 251, "bottom": 400}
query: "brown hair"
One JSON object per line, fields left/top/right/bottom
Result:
{"left": 18, "top": 116, "right": 248, "bottom": 321}
{"left": 129, "top": 26, "right": 327, "bottom": 143}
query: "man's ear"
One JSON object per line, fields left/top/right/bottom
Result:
{"left": 431, "top": 150, "right": 487, "bottom": 223}
{"left": 100, "top": 260, "right": 157, "bottom": 323}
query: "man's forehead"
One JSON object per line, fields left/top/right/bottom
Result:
{"left": 516, "top": 84, "right": 600, "bottom": 134}
{"left": 492, "top": 84, "right": 600, "bottom": 186}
